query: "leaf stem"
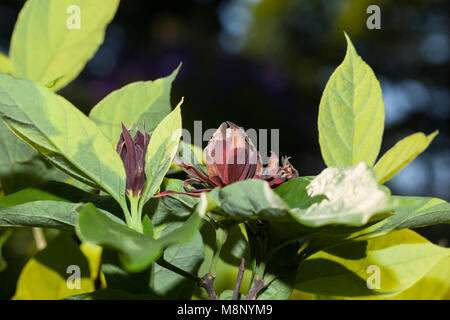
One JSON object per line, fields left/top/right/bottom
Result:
{"left": 209, "top": 227, "right": 228, "bottom": 275}
{"left": 156, "top": 257, "right": 201, "bottom": 284}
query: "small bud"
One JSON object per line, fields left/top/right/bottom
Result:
{"left": 116, "top": 123, "right": 150, "bottom": 198}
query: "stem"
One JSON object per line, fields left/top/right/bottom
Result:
{"left": 156, "top": 257, "right": 200, "bottom": 284}
{"left": 32, "top": 228, "right": 46, "bottom": 251}
{"left": 200, "top": 274, "right": 218, "bottom": 300}
{"left": 232, "top": 258, "right": 245, "bottom": 300}
{"left": 209, "top": 227, "right": 228, "bottom": 275}
{"left": 129, "top": 197, "right": 142, "bottom": 233}
{"left": 119, "top": 201, "right": 132, "bottom": 227}
{"left": 244, "top": 276, "right": 267, "bottom": 300}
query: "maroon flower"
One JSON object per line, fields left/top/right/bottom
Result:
{"left": 261, "top": 153, "right": 299, "bottom": 188}
{"left": 116, "top": 123, "right": 150, "bottom": 198}
{"left": 161, "top": 122, "right": 298, "bottom": 197}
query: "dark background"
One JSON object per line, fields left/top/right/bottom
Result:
{"left": 0, "top": 0, "right": 448, "bottom": 298}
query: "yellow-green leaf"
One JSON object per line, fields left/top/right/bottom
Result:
{"left": 318, "top": 33, "right": 384, "bottom": 167}
{"left": 391, "top": 256, "right": 450, "bottom": 300}
{"left": 141, "top": 100, "right": 183, "bottom": 202}
{"left": 89, "top": 66, "right": 180, "bottom": 144}
{"left": 0, "top": 52, "right": 11, "bottom": 74}
{"left": 10, "top": 0, "right": 119, "bottom": 90}
{"left": 374, "top": 131, "right": 438, "bottom": 184}
{"left": 0, "top": 74, "right": 127, "bottom": 207}
{"left": 294, "top": 229, "right": 450, "bottom": 299}
{"left": 13, "top": 233, "right": 97, "bottom": 300}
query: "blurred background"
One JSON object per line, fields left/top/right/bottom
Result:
{"left": 0, "top": 0, "right": 448, "bottom": 298}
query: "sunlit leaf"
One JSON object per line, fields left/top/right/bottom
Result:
{"left": 10, "top": 0, "right": 120, "bottom": 90}
{"left": 141, "top": 102, "right": 183, "bottom": 203}
{"left": 0, "top": 74, "right": 127, "bottom": 207}
{"left": 318, "top": 33, "right": 384, "bottom": 167}
{"left": 0, "top": 52, "right": 11, "bottom": 74}
{"left": 374, "top": 131, "right": 438, "bottom": 184}
{"left": 294, "top": 229, "right": 450, "bottom": 299}
{"left": 90, "top": 66, "right": 180, "bottom": 143}
{"left": 391, "top": 256, "right": 450, "bottom": 299}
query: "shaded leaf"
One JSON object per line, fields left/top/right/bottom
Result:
{"left": 207, "top": 179, "right": 291, "bottom": 221}
{"left": 150, "top": 222, "right": 204, "bottom": 299}
{"left": 352, "top": 196, "right": 450, "bottom": 240}
{"left": 77, "top": 194, "right": 208, "bottom": 272}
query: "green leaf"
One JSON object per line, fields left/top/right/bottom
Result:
{"left": 0, "top": 229, "right": 12, "bottom": 272}
{"left": 353, "top": 196, "right": 450, "bottom": 240}
{"left": 0, "top": 201, "right": 82, "bottom": 229}
{"left": 89, "top": 66, "right": 180, "bottom": 143}
{"left": 0, "top": 52, "right": 11, "bottom": 74}
{"left": 295, "top": 229, "right": 450, "bottom": 299}
{"left": 0, "top": 181, "right": 125, "bottom": 224}
{"left": 0, "top": 74, "right": 127, "bottom": 207}
{"left": 141, "top": 101, "right": 183, "bottom": 203}
{"left": 77, "top": 194, "right": 208, "bottom": 272}
{"left": 273, "top": 177, "right": 324, "bottom": 210}
{"left": 149, "top": 178, "right": 200, "bottom": 226}
{"left": 258, "top": 244, "right": 298, "bottom": 300}
{"left": 150, "top": 222, "right": 204, "bottom": 299}
{"left": 318, "top": 33, "right": 384, "bottom": 167}
{"left": 77, "top": 203, "right": 162, "bottom": 272}
{"left": 12, "top": 233, "right": 98, "bottom": 299}
{"left": 0, "top": 120, "right": 63, "bottom": 195}
{"left": 10, "top": 0, "right": 120, "bottom": 91}
{"left": 374, "top": 131, "right": 438, "bottom": 184}
{"left": 290, "top": 163, "right": 396, "bottom": 227}
{"left": 207, "top": 179, "right": 291, "bottom": 221}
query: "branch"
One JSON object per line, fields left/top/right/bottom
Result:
{"left": 232, "top": 258, "right": 245, "bottom": 300}
{"left": 244, "top": 276, "right": 267, "bottom": 300}
{"left": 200, "top": 274, "right": 218, "bottom": 300}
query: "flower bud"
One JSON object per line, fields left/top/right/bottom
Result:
{"left": 204, "top": 122, "right": 262, "bottom": 186}
{"left": 116, "top": 123, "right": 150, "bottom": 198}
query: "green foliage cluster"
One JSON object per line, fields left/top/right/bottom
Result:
{"left": 0, "top": 0, "right": 448, "bottom": 300}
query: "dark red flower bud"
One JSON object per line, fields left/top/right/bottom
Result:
{"left": 116, "top": 123, "right": 150, "bottom": 198}
{"left": 160, "top": 121, "right": 299, "bottom": 198}
{"left": 204, "top": 122, "right": 262, "bottom": 186}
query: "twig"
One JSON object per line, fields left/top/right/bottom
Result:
{"left": 244, "top": 276, "right": 267, "bottom": 300}
{"left": 232, "top": 258, "right": 245, "bottom": 300}
{"left": 200, "top": 274, "right": 218, "bottom": 300}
